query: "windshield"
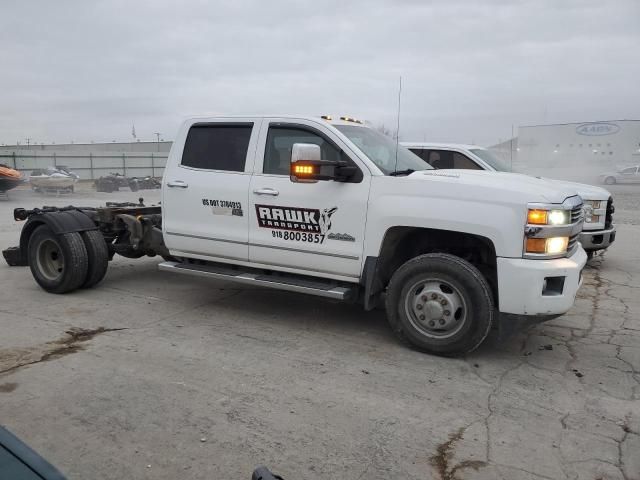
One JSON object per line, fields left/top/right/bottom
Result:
{"left": 335, "top": 125, "right": 431, "bottom": 175}
{"left": 470, "top": 148, "right": 512, "bottom": 172}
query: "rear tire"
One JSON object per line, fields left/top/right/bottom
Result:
{"left": 28, "top": 225, "right": 88, "bottom": 293}
{"left": 80, "top": 230, "right": 109, "bottom": 288}
{"left": 385, "top": 253, "right": 494, "bottom": 356}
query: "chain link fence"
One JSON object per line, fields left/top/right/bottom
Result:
{"left": 0, "top": 152, "right": 168, "bottom": 180}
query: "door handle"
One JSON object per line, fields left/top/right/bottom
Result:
{"left": 253, "top": 188, "right": 279, "bottom": 196}
{"left": 167, "top": 180, "right": 188, "bottom": 188}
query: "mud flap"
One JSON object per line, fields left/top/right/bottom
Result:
{"left": 2, "top": 246, "right": 27, "bottom": 266}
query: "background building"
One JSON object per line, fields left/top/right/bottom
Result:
{"left": 515, "top": 120, "right": 640, "bottom": 182}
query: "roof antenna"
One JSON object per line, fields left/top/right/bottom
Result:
{"left": 393, "top": 76, "right": 402, "bottom": 173}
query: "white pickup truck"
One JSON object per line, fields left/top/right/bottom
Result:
{"left": 3, "top": 116, "right": 587, "bottom": 356}
{"left": 403, "top": 143, "right": 616, "bottom": 259}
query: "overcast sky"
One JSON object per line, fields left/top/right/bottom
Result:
{"left": 1, "top": 0, "right": 638, "bottom": 146}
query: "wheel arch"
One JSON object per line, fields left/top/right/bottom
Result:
{"left": 362, "top": 226, "right": 498, "bottom": 310}
{"left": 17, "top": 211, "right": 97, "bottom": 265}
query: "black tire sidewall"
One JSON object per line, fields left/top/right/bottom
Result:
{"left": 28, "top": 225, "right": 89, "bottom": 293}
{"left": 386, "top": 254, "right": 494, "bottom": 356}
{"left": 80, "top": 230, "right": 109, "bottom": 288}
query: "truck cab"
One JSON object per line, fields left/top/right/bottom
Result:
{"left": 403, "top": 142, "right": 616, "bottom": 258}
{"left": 4, "top": 116, "right": 588, "bottom": 356}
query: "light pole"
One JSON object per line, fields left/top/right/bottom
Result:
{"left": 153, "top": 132, "right": 161, "bottom": 152}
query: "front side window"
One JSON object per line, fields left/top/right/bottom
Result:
{"left": 181, "top": 123, "right": 253, "bottom": 172}
{"left": 263, "top": 126, "right": 343, "bottom": 175}
{"left": 621, "top": 167, "right": 637, "bottom": 174}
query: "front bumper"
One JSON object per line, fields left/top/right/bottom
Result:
{"left": 579, "top": 226, "right": 616, "bottom": 251}
{"left": 496, "top": 246, "right": 587, "bottom": 316}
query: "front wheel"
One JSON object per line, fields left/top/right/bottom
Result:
{"left": 604, "top": 176, "right": 616, "bottom": 185}
{"left": 385, "top": 253, "right": 494, "bottom": 356}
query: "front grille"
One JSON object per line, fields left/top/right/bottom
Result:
{"left": 571, "top": 204, "right": 583, "bottom": 224}
{"left": 568, "top": 233, "right": 580, "bottom": 254}
{"left": 605, "top": 197, "right": 614, "bottom": 229}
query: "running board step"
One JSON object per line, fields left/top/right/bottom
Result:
{"left": 158, "top": 261, "right": 355, "bottom": 300}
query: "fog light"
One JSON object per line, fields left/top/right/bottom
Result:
{"left": 526, "top": 237, "right": 569, "bottom": 255}
{"left": 546, "top": 237, "right": 569, "bottom": 254}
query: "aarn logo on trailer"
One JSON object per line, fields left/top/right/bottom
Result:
{"left": 575, "top": 122, "right": 620, "bottom": 136}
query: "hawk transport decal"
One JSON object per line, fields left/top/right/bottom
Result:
{"left": 255, "top": 204, "right": 342, "bottom": 244}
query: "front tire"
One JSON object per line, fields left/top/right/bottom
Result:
{"left": 385, "top": 253, "right": 494, "bottom": 356}
{"left": 28, "top": 225, "right": 89, "bottom": 293}
{"left": 604, "top": 176, "right": 616, "bottom": 185}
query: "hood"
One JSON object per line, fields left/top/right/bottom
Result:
{"left": 541, "top": 178, "right": 611, "bottom": 201}
{"left": 409, "top": 169, "right": 580, "bottom": 204}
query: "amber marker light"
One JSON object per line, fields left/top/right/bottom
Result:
{"left": 293, "top": 164, "right": 315, "bottom": 175}
{"left": 527, "top": 209, "right": 548, "bottom": 225}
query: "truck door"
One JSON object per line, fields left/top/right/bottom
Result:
{"left": 162, "top": 119, "right": 261, "bottom": 262}
{"left": 248, "top": 120, "right": 370, "bottom": 280}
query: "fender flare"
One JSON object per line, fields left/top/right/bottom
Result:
{"left": 16, "top": 210, "right": 98, "bottom": 265}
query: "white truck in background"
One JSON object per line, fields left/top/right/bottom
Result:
{"left": 4, "top": 116, "right": 587, "bottom": 356}
{"left": 403, "top": 143, "right": 616, "bottom": 259}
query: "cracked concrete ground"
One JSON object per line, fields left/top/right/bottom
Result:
{"left": 0, "top": 185, "right": 638, "bottom": 480}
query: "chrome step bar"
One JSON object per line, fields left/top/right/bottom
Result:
{"left": 158, "top": 261, "right": 354, "bottom": 300}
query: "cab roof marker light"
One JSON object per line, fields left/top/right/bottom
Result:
{"left": 321, "top": 115, "right": 333, "bottom": 121}
{"left": 339, "top": 116, "right": 363, "bottom": 124}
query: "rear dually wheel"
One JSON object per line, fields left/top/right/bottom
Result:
{"left": 27, "top": 225, "right": 89, "bottom": 293}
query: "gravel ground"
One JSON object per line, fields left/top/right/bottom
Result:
{"left": 0, "top": 182, "right": 638, "bottom": 480}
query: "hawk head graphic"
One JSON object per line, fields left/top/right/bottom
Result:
{"left": 318, "top": 207, "right": 338, "bottom": 235}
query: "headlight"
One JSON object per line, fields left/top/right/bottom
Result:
{"left": 525, "top": 237, "right": 569, "bottom": 255}
{"left": 527, "top": 208, "right": 570, "bottom": 225}
{"left": 548, "top": 210, "right": 569, "bottom": 225}
{"left": 582, "top": 201, "right": 601, "bottom": 223}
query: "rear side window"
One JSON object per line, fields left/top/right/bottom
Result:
{"left": 181, "top": 123, "right": 253, "bottom": 172}
{"left": 453, "top": 153, "right": 482, "bottom": 170}
{"left": 413, "top": 149, "right": 482, "bottom": 170}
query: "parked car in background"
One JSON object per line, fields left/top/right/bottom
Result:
{"left": 403, "top": 143, "right": 616, "bottom": 259}
{"left": 599, "top": 165, "right": 640, "bottom": 185}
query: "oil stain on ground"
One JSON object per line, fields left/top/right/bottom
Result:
{"left": 0, "top": 382, "right": 18, "bottom": 393}
{"left": 0, "top": 327, "right": 126, "bottom": 376}
{"left": 429, "top": 427, "right": 487, "bottom": 480}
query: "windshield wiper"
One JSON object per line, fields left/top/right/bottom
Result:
{"left": 389, "top": 169, "right": 415, "bottom": 176}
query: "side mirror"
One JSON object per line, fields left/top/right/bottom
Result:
{"left": 290, "top": 143, "right": 357, "bottom": 183}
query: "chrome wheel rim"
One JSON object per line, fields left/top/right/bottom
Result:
{"left": 36, "top": 238, "right": 64, "bottom": 281}
{"left": 404, "top": 278, "right": 467, "bottom": 339}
